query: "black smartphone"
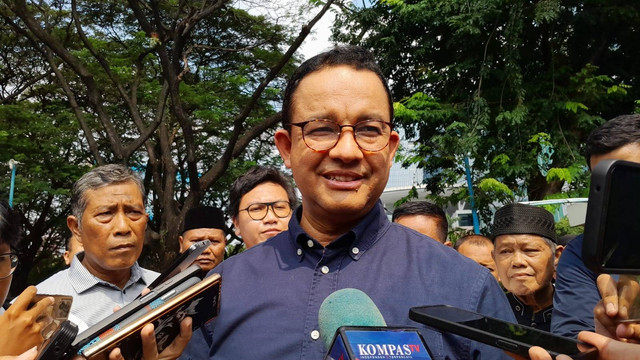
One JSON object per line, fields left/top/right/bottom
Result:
{"left": 583, "top": 159, "right": 640, "bottom": 274}
{"left": 409, "top": 305, "right": 597, "bottom": 359}
{"left": 70, "top": 263, "right": 203, "bottom": 353}
{"left": 36, "top": 320, "right": 78, "bottom": 360}
{"left": 146, "top": 239, "right": 211, "bottom": 290}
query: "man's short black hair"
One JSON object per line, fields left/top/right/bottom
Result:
{"left": 454, "top": 234, "right": 492, "bottom": 251}
{"left": 392, "top": 201, "right": 448, "bottom": 242}
{"left": 0, "top": 200, "right": 21, "bottom": 249}
{"left": 281, "top": 45, "right": 393, "bottom": 128}
{"left": 229, "top": 166, "right": 298, "bottom": 218}
{"left": 585, "top": 114, "right": 640, "bottom": 169}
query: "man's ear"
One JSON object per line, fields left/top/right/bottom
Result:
{"left": 67, "top": 215, "right": 82, "bottom": 243}
{"left": 554, "top": 245, "right": 564, "bottom": 267}
{"left": 274, "top": 129, "right": 292, "bottom": 168}
{"left": 387, "top": 130, "right": 400, "bottom": 162}
{"left": 444, "top": 240, "right": 453, "bottom": 247}
{"left": 232, "top": 216, "right": 242, "bottom": 237}
{"left": 178, "top": 235, "right": 189, "bottom": 253}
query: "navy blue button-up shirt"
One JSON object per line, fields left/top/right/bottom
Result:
{"left": 195, "top": 201, "right": 515, "bottom": 359}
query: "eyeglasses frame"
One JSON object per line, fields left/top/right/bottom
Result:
{"left": 239, "top": 201, "right": 293, "bottom": 221}
{"left": 287, "top": 119, "right": 394, "bottom": 153}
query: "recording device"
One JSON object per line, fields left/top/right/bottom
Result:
{"left": 29, "top": 294, "right": 73, "bottom": 339}
{"left": 70, "top": 264, "right": 203, "bottom": 356}
{"left": 146, "top": 239, "right": 211, "bottom": 290}
{"left": 583, "top": 159, "right": 640, "bottom": 274}
{"left": 36, "top": 320, "right": 78, "bottom": 360}
{"left": 319, "top": 288, "right": 433, "bottom": 360}
{"left": 80, "top": 272, "right": 221, "bottom": 360}
{"left": 409, "top": 305, "right": 597, "bottom": 360}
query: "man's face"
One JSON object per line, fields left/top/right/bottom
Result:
{"left": 458, "top": 242, "right": 499, "bottom": 281}
{"left": 275, "top": 65, "right": 399, "bottom": 225}
{"left": 493, "top": 234, "right": 556, "bottom": 296}
{"left": 590, "top": 142, "right": 640, "bottom": 168}
{"left": 394, "top": 215, "right": 445, "bottom": 243}
{"left": 232, "top": 182, "right": 291, "bottom": 249}
{"left": 0, "top": 243, "right": 12, "bottom": 305}
{"left": 179, "top": 228, "right": 226, "bottom": 272}
{"left": 69, "top": 181, "right": 147, "bottom": 279}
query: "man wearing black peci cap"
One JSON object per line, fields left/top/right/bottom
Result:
{"left": 179, "top": 206, "right": 227, "bottom": 272}
{"left": 491, "top": 203, "right": 563, "bottom": 332}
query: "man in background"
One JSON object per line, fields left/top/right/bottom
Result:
{"left": 178, "top": 206, "right": 227, "bottom": 272}
{"left": 63, "top": 234, "right": 83, "bottom": 266}
{"left": 455, "top": 233, "right": 499, "bottom": 281}
{"left": 552, "top": 115, "right": 640, "bottom": 338}
{"left": 229, "top": 165, "right": 297, "bottom": 248}
{"left": 492, "top": 203, "right": 562, "bottom": 331}
{"left": 392, "top": 201, "right": 451, "bottom": 245}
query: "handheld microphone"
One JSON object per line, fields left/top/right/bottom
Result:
{"left": 318, "top": 288, "right": 433, "bottom": 360}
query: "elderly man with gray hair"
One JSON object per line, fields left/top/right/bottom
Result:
{"left": 491, "top": 203, "right": 563, "bottom": 332}
{"left": 37, "top": 164, "right": 157, "bottom": 332}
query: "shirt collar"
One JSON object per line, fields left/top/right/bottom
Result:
{"left": 287, "top": 200, "right": 390, "bottom": 262}
{"left": 69, "top": 252, "right": 152, "bottom": 293}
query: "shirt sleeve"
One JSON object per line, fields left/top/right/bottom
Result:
{"left": 551, "top": 235, "right": 599, "bottom": 338}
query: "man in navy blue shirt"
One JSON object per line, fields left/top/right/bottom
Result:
{"left": 194, "top": 46, "right": 515, "bottom": 359}
{"left": 551, "top": 115, "right": 640, "bottom": 338}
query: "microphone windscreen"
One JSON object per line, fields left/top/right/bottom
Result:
{"left": 317, "top": 288, "right": 386, "bottom": 350}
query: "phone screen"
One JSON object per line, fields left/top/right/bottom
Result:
{"left": 600, "top": 164, "right": 640, "bottom": 270}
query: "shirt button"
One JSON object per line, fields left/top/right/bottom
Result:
{"left": 515, "top": 306, "right": 521, "bottom": 311}
{"left": 307, "top": 240, "right": 314, "bottom": 248}
{"left": 321, "top": 266, "right": 330, "bottom": 274}
{"left": 297, "top": 248, "right": 302, "bottom": 256}
{"left": 351, "top": 247, "right": 360, "bottom": 255}
{"left": 311, "top": 330, "right": 320, "bottom": 340}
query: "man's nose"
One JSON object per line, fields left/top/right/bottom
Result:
{"left": 511, "top": 251, "right": 527, "bottom": 267}
{"left": 328, "top": 127, "right": 363, "bottom": 163}
{"left": 263, "top": 206, "right": 279, "bottom": 223}
{"left": 112, "top": 211, "right": 132, "bottom": 236}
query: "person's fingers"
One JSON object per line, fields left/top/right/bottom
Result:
{"left": 616, "top": 276, "right": 640, "bottom": 320}
{"left": 597, "top": 274, "right": 619, "bottom": 317}
{"left": 594, "top": 300, "right": 620, "bottom": 339}
{"left": 107, "top": 347, "right": 124, "bottom": 360}
{"left": 578, "top": 330, "right": 640, "bottom": 360}
{"left": 617, "top": 323, "right": 640, "bottom": 344}
{"left": 528, "top": 346, "right": 552, "bottom": 360}
{"left": 0, "top": 346, "right": 38, "bottom": 360}
{"left": 156, "top": 317, "right": 193, "bottom": 360}
{"left": 113, "top": 305, "right": 121, "bottom": 313}
{"left": 141, "top": 323, "right": 159, "bottom": 360}
{"left": 140, "top": 287, "right": 151, "bottom": 297}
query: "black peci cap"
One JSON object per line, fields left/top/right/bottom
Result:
{"left": 491, "top": 203, "right": 557, "bottom": 243}
{"left": 183, "top": 206, "right": 226, "bottom": 234}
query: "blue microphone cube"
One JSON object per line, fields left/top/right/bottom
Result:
{"left": 325, "top": 326, "right": 434, "bottom": 360}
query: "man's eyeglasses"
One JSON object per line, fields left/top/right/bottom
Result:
{"left": 239, "top": 201, "right": 292, "bottom": 221}
{"left": 288, "top": 119, "right": 393, "bottom": 152}
{"left": 0, "top": 253, "right": 19, "bottom": 279}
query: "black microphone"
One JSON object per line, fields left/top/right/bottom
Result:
{"left": 317, "top": 288, "right": 433, "bottom": 360}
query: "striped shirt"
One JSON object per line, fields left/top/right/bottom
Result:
{"left": 35, "top": 252, "right": 158, "bottom": 331}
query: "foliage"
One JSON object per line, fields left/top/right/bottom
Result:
{"left": 0, "top": 0, "right": 335, "bottom": 291}
{"left": 334, "top": 0, "right": 640, "bottom": 229}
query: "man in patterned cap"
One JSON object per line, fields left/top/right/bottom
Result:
{"left": 491, "top": 203, "right": 563, "bottom": 332}
{"left": 179, "top": 206, "right": 227, "bottom": 272}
